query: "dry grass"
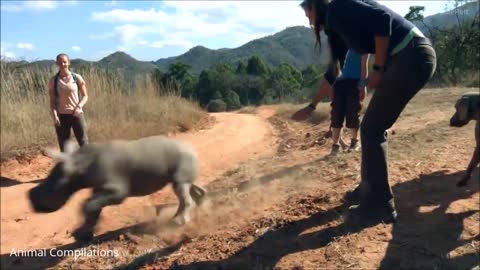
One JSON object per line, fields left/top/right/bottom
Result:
{"left": 0, "top": 62, "right": 207, "bottom": 160}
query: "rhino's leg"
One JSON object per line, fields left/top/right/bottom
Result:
{"left": 171, "top": 182, "right": 194, "bottom": 225}
{"left": 73, "top": 183, "right": 128, "bottom": 241}
{"left": 190, "top": 184, "right": 207, "bottom": 206}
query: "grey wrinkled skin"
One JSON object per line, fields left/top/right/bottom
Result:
{"left": 449, "top": 93, "right": 480, "bottom": 187}
{"left": 29, "top": 136, "right": 207, "bottom": 241}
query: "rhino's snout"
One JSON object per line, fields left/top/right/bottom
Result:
{"left": 28, "top": 186, "right": 65, "bottom": 213}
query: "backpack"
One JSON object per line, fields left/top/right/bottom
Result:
{"left": 53, "top": 71, "right": 82, "bottom": 108}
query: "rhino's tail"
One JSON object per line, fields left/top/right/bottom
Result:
{"left": 190, "top": 184, "right": 207, "bottom": 206}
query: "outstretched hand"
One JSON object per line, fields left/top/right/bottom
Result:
{"left": 291, "top": 105, "right": 314, "bottom": 121}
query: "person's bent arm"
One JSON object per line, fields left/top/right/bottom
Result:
{"left": 374, "top": 36, "right": 389, "bottom": 68}
{"left": 368, "top": 36, "right": 390, "bottom": 89}
{"left": 76, "top": 75, "right": 89, "bottom": 109}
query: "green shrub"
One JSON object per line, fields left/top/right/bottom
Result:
{"left": 207, "top": 99, "right": 227, "bottom": 112}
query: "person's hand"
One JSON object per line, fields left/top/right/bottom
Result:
{"left": 73, "top": 106, "right": 83, "bottom": 117}
{"left": 291, "top": 105, "right": 314, "bottom": 121}
{"left": 54, "top": 116, "right": 60, "bottom": 127}
{"left": 359, "top": 86, "right": 366, "bottom": 102}
{"left": 367, "top": 70, "right": 383, "bottom": 89}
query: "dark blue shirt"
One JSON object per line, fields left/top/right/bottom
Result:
{"left": 326, "top": 0, "right": 417, "bottom": 54}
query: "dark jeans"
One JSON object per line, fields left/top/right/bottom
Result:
{"left": 331, "top": 79, "right": 361, "bottom": 129}
{"left": 360, "top": 38, "right": 437, "bottom": 204}
{"left": 55, "top": 114, "right": 89, "bottom": 152}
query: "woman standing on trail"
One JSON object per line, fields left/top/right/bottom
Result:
{"left": 296, "top": 0, "right": 437, "bottom": 224}
{"left": 48, "top": 53, "right": 89, "bottom": 152}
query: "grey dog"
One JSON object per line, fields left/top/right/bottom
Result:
{"left": 449, "top": 92, "right": 480, "bottom": 187}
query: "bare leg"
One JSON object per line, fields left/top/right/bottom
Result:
{"left": 350, "top": 128, "right": 359, "bottom": 140}
{"left": 332, "top": 127, "right": 342, "bottom": 145}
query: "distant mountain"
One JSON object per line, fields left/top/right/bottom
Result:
{"left": 12, "top": 1, "right": 477, "bottom": 76}
{"left": 155, "top": 26, "right": 330, "bottom": 73}
{"left": 97, "top": 51, "right": 157, "bottom": 75}
{"left": 415, "top": 0, "right": 479, "bottom": 32}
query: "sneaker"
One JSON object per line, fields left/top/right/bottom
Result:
{"left": 339, "top": 137, "right": 349, "bottom": 150}
{"left": 345, "top": 199, "right": 397, "bottom": 225}
{"left": 330, "top": 144, "right": 341, "bottom": 155}
{"left": 349, "top": 138, "right": 361, "bottom": 152}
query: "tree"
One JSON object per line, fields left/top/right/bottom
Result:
{"left": 223, "top": 89, "right": 242, "bottom": 110}
{"left": 246, "top": 55, "right": 269, "bottom": 77}
{"left": 197, "top": 70, "right": 214, "bottom": 106}
{"left": 235, "top": 60, "right": 247, "bottom": 75}
{"left": 155, "top": 61, "right": 194, "bottom": 96}
{"left": 233, "top": 75, "right": 267, "bottom": 105}
{"left": 301, "top": 65, "right": 321, "bottom": 88}
{"left": 405, "top": 1, "right": 479, "bottom": 85}
{"left": 268, "top": 63, "right": 301, "bottom": 102}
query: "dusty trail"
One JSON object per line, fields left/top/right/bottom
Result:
{"left": 2, "top": 88, "right": 478, "bottom": 270}
{"left": 0, "top": 111, "right": 276, "bottom": 254}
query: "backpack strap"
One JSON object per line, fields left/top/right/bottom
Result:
{"left": 72, "top": 72, "right": 82, "bottom": 100}
{"left": 53, "top": 71, "right": 61, "bottom": 108}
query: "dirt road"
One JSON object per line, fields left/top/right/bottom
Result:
{"left": 0, "top": 111, "right": 276, "bottom": 254}
{"left": 2, "top": 88, "right": 479, "bottom": 270}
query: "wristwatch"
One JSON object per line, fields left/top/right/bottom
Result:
{"left": 373, "top": 64, "right": 387, "bottom": 72}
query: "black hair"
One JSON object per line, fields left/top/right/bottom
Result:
{"left": 300, "top": 0, "right": 347, "bottom": 73}
{"left": 56, "top": 53, "right": 70, "bottom": 63}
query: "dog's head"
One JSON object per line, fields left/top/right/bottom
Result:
{"left": 450, "top": 97, "right": 472, "bottom": 127}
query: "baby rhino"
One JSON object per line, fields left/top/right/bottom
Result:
{"left": 29, "top": 136, "right": 207, "bottom": 241}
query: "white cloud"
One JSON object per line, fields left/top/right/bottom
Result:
{"left": 23, "top": 1, "right": 57, "bottom": 11}
{"left": 16, "top": 42, "right": 35, "bottom": 50}
{"left": 1, "top": 42, "right": 16, "bottom": 59}
{"left": 89, "top": 1, "right": 308, "bottom": 52}
{"left": 0, "top": 0, "right": 78, "bottom": 12}
{"left": 72, "top": 46, "right": 82, "bottom": 51}
{"left": 138, "top": 39, "right": 193, "bottom": 49}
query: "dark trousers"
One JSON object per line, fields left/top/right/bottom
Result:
{"left": 55, "top": 114, "right": 89, "bottom": 152}
{"left": 360, "top": 39, "right": 437, "bottom": 204}
{"left": 331, "top": 79, "right": 361, "bottom": 129}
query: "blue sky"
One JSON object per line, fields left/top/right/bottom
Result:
{"left": 1, "top": 0, "right": 454, "bottom": 62}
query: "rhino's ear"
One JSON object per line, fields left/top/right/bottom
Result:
{"left": 45, "top": 147, "right": 68, "bottom": 162}
{"left": 45, "top": 143, "right": 77, "bottom": 174}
